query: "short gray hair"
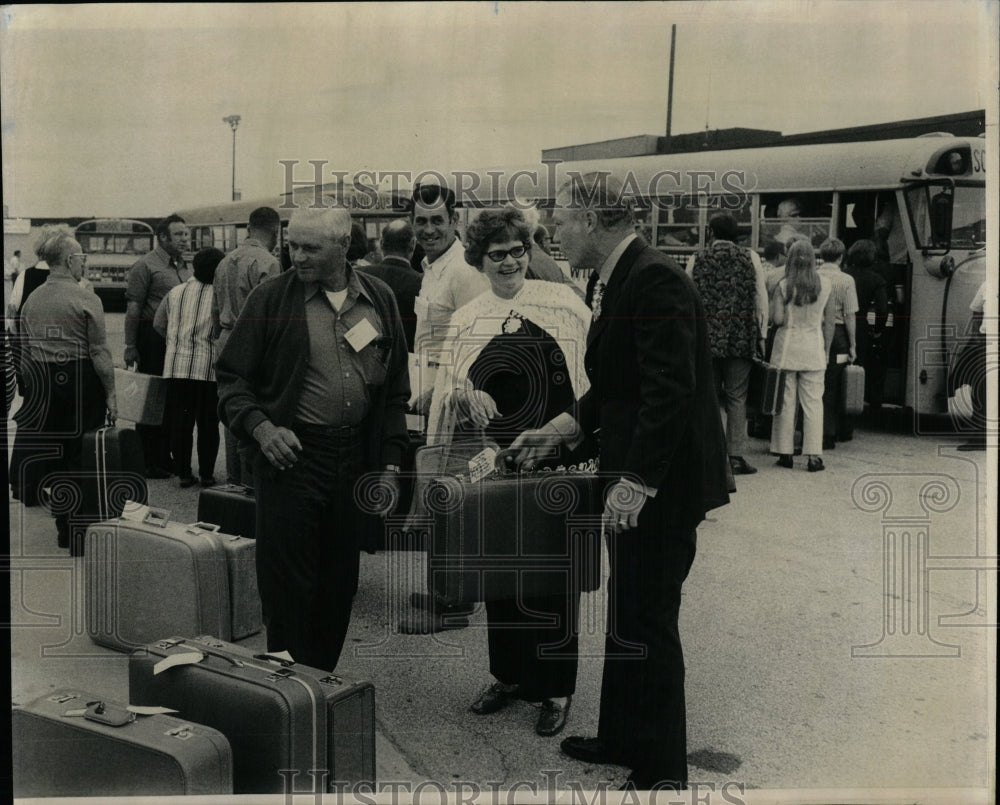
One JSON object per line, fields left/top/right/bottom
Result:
{"left": 34, "top": 224, "right": 76, "bottom": 265}
{"left": 289, "top": 207, "right": 352, "bottom": 240}
{"left": 555, "top": 172, "right": 634, "bottom": 229}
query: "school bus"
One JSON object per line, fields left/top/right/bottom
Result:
{"left": 446, "top": 135, "right": 987, "bottom": 417}
{"left": 74, "top": 218, "right": 155, "bottom": 305}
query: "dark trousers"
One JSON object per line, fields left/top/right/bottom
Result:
{"left": 167, "top": 378, "right": 220, "bottom": 479}
{"left": 12, "top": 359, "right": 105, "bottom": 541}
{"left": 597, "top": 519, "right": 696, "bottom": 788}
{"left": 485, "top": 592, "right": 580, "bottom": 700}
{"left": 253, "top": 425, "right": 364, "bottom": 671}
{"left": 135, "top": 320, "right": 171, "bottom": 471}
{"left": 823, "top": 324, "right": 851, "bottom": 441}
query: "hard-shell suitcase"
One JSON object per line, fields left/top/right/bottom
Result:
{"left": 751, "top": 361, "right": 788, "bottom": 416}
{"left": 426, "top": 468, "right": 604, "bottom": 606}
{"left": 129, "top": 635, "right": 376, "bottom": 793}
{"left": 842, "top": 362, "right": 866, "bottom": 415}
{"left": 197, "top": 483, "right": 257, "bottom": 540}
{"left": 214, "top": 529, "right": 263, "bottom": 639}
{"left": 115, "top": 367, "right": 168, "bottom": 425}
{"left": 86, "top": 509, "right": 232, "bottom": 651}
{"left": 12, "top": 689, "right": 233, "bottom": 797}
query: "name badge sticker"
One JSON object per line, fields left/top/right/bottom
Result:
{"left": 345, "top": 318, "right": 380, "bottom": 352}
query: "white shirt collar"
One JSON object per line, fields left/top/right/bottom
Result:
{"left": 421, "top": 237, "right": 464, "bottom": 275}
{"left": 597, "top": 233, "right": 637, "bottom": 285}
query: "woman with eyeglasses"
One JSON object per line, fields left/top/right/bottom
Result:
{"left": 423, "top": 207, "right": 593, "bottom": 737}
{"left": 13, "top": 225, "right": 117, "bottom": 551}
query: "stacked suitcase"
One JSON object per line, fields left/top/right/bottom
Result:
{"left": 85, "top": 505, "right": 262, "bottom": 651}
{"left": 197, "top": 483, "right": 257, "bottom": 540}
{"left": 130, "top": 634, "right": 376, "bottom": 793}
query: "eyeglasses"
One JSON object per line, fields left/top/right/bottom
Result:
{"left": 68, "top": 253, "right": 88, "bottom": 263}
{"left": 485, "top": 245, "right": 529, "bottom": 263}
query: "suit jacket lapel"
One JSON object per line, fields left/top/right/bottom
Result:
{"left": 585, "top": 237, "right": 647, "bottom": 349}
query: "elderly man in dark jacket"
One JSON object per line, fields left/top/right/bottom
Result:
{"left": 216, "top": 207, "right": 409, "bottom": 671}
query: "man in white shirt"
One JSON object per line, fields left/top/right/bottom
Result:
{"left": 409, "top": 182, "right": 489, "bottom": 413}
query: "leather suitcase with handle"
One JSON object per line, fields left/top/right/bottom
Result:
{"left": 12, "top": 689, "right": 233, "bottom": 797}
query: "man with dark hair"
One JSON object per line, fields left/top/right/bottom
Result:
{"left": 216, "top": 207, "right": 409, "bottom": 671}
{"left": 154, "top": 247, "right": 226, "bottom": 488}
{"left": 358, "top": 219, "right": 422, "bottom": 352}
{"left": 409, "top": 181, "right": 488, "bottom": 411}
{"left": 125, "top": 213, "right": 191, "bottom": 478}
{"left": 347, "top": 221, "right": 370, "bottom": 265}
{"left": 817, "top": 237, "right": 859, "bottom": 447}
{"left": 212, "top": 206, "right": 281, "bottom": 485}
{"left": 511, "top": 172, "right": 729, "bottom": 791}
{"left": 687, "top": 212, "right": 768, "bottom": 476}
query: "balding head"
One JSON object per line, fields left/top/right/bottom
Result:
{"left": 286, "top": 207, "right": 353, "bottom": 290}
{"left": 288, "top": 207, "right": 352, "bottom": 241}
{"left": 380, "top": 219, "right": 416, "bottom": 259}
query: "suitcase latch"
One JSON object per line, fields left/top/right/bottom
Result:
{"left": 155, "top": 638, "right": 185, "bottom": 649}
{"left": 319, "top": 675, "right": 344, "bottom": 686}
{"left": 48, "top": 693, "right": 80, "bottom": 704}
{"left": 166, "top": 724, "right": 195, "bottom": 740}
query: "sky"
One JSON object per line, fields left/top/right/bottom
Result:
{"left": 1, "top": 0, "right": 997, "bottom": 218}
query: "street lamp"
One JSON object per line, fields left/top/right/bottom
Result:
{"left": 222, "top": 115, "right": 241, "bottom": 201}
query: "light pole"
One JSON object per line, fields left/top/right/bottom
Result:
{"left": 223, "top": 115, "right": 241, "bottom": 201}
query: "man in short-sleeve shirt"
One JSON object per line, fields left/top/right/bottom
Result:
{"left": 817, "top": 238, "right": 859, "bottom": 448}
{"left": 124, "top": 214, "right": 191, "bottom": 478}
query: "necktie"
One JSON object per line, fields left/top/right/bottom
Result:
{"left": 591, "top": 279, "right": 606, "bottom": 320}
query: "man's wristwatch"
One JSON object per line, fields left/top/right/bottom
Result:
{"left": 384, "top": 464, "right": 401, "bottom": 474}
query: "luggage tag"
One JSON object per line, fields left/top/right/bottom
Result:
{"left": 468, "top": 447, "right": 499, "bottom": 483}
{"left": 120, "top": 499, "right": 149, "bottom": 522}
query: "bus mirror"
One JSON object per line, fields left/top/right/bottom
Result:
{"left": 929, "top": 187, "right": 953, "bottom": 249}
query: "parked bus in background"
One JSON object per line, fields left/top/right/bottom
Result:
{"left": 447, "top": 134, "right": 986, "bottom": 419}
{"left": 174, "top": 180, "right": 411, "bottom": 271}
{"left": 74, "top": 218, "right": 155, "bottom": 307}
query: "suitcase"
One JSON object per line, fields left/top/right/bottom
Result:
{"left": 115, "top": 367, "right": 168, "bottom": 425}
{"left": 12, "top": 689, "right": 233, "bottom": 797}
{"left": 197, "top": 483, "right": 257, "bottom": 540}
{"left": 213, "top": 528, "right": 263, "bottom": 639}
{"left": 78, "top": 424, "right": 149, "bottom": 517}
{"left": 426, "top": 468, "right": 604, "bottom": 606}
{"left": 86, "top": 509, "right": 233, "bottom": 651}
{"left": 751, "top": 361, "right": 788, "bottom": 416}
{"left": 842, "top": 362, "right": 866, "bottom": 415}
{"left": 129, "top": 635, "right": 376, "bottom": 793}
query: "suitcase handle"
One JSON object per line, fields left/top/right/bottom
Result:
{"left": 142, "top": 507, "right": 172, "bottom": 528}
{"left": 252, "top": 653, "right": 295, "bottom": 667}
{"left": 82, "top": 701, "right": 135, "bottom": 727}
{"left": 185, "top": 521, "right": 221, "bottom": 534}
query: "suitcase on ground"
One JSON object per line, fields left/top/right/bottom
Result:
{"left": 197, "top": 483, "right": 257, "bottom": 540}
{"left": 129, "top": 635, "right": 376, "bottom": 793}
{"left": 842, "top": 362, "right": 866, "bottom": 415}
{"left": 86, "top": 509, "right": 233, "bottom": 651}
{"left": 213, "top": 528, "right": 263, "bottom": 639}
{"left": 751, "top": 361, "right": 788, "bottom": 416}
{"left": 115, "top": 367, "right": 168, "bottom": 425}
{"left": 12, "top": 688, "right": 233, "bottom": 797}
{"left": 81, "top": 425, "right": 148, "bottom": 515}
{"left": 426, "top": 468, "right": 604, "bottom": 606}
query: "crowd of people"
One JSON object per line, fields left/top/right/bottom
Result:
{"left": 6, "top": 173, "right": 948, "bottom": 791}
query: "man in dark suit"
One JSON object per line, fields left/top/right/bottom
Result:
{"left": 358, "top": 219, "right": 422, "bottom": 353}
{"left": 510, "top": 173, "right": 730, "bottom": 791}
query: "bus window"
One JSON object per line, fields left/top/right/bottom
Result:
{"left": 211, "top": 226, "right": 224, "bottom": 248}
{"left": 653, "top": 196, "right": 700, "bottom": 251}
{"left": 759, "top": 192, "right": 832, "bottom": 248}
{"left": 948, "top": 187, "right": 986, "bottom": 250}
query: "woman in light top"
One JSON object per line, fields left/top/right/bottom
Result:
{"left": 769, "top": 239, "right": 834, "bottom": 472}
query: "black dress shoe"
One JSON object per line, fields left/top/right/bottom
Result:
{"left": 535, "top": 696, "right": 571, "bottom": 736}
{"left": 807, "top": 457, "right": 825, "bottom": 473}
{"left": 729, "top": 456, "right": 757, "bottom": 475}
{"left": 178, "top": 475, "right": 198, "bottom": 489}
{"left": 775, "top": 454, "right": 793, "bottom": 469}
{"left": 470, "top": 681, "right": 519, "bottom": 715}
{"left": 398, "top": 609, "right": 470, "bottom": 634}
{"left": 560, "top": 735, "right": 629, "bottom": 767}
